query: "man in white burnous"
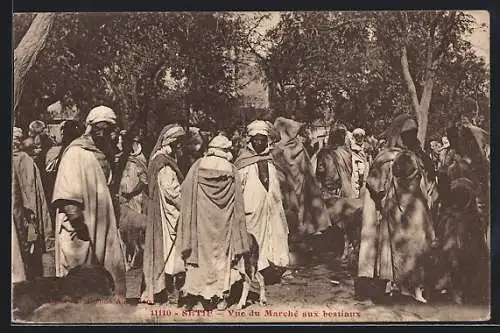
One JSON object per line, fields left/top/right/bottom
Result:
{"left": 51, "top": 106, "right": 126, "bottom": 298}
{"left": 235, "top": 120, "right": 290, "bottom": 277}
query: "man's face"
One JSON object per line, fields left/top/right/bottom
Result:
{"left": 91, "top": 122, "right": 114, "bottom": 152}
{"left": 171, "top": 138, "right": 184, "bottom": 160}
{"left": 354, "top": 134, "right": 365, "bottom": 146}
{"left": 401, "top": 128, "right": 419, "bottom": 150}
{"left": 430, "top": 141, "right": 440, "bottom": 152}
{"left": 131, "top": 141, "right": 142, "bottom": 154}
{"left": 250, "top": 134, "right": 268, "bottom": 154}
{"left": 460, "top": 116, "right": 470, "bottom": 127}
{"left": 32, "top": 135, "right": 43, "bottom": 157}
{"left": 22, "top": 137, "right": 35, "bottom": 156}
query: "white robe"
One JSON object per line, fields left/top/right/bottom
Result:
{"left": 157, "top": 165, "right": 181, "bottom": 275}
{"left": 239, "top": 161, "right": 289, "bottom": 271}
{"left": 52, "top": 146, "right": 126, "bottom": 295}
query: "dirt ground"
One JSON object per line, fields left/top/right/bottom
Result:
{"left": 12, "top": 250, "right": 490, "bottom": 324}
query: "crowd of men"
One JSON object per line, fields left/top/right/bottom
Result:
{"left": 12, "top": 105, "right": 490, "bottom": 311}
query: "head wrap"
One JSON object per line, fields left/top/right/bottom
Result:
{"left": 328, "top": 123, "right": 348, "bottom": 147}
{"left": 352, "top": 128, "right": 366, "bottom": 148}
{"left": 208, "top": 134, "right": 232, "bottom": 149}
{"left": 13, "top": 127, "right": 24, "bottom": 148}
{"left": 186, "top": 127, "right": 204, "bottom": 153}
{"left": 247, "top": 120, "right": 269, "bottom": 137}
{"left": 401, "top": 118, "right": 418, "bottom": 132}
{"left": 352, "top": 128, "right": 366, "bottom": 137}
{"left": 384, "top": 113, "right": 418, "bottom": 148}
{"left": 84, "top": 105, "right": 117, "bottom": 134}
{"left": 273, "top": 117, "right": 305, "bottom": 142}
{"left": 430, "top": 140, "right": 440, "bottom": 150}
{"left": 161, "top": 125, "right": 185, "bottom": 147}
{"left": 206, "top": 134, "right": 233, "bottom": 161}
{"left": 29, "top": 120, "right": 46, "bottom": 137}
{"left": 86, "top": 105, "right": 117, "bottom": 126}
{"left": 149, "top": 124, "right": 186, "bottom": 162}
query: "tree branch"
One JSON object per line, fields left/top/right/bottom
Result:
{"left": 400, "top": 45, "right": 420, "bottom": 113}
{"left": 399, "top": 11, "right": 410, "bottom": 44}
{"left": 423, "top": 13, "right": 437, "bottom": 83}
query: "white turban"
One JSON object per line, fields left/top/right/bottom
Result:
{"left": 29, "top": 120, "right": 46, "bottom": 136}
{"left": 13, "top": 127, "right": 24, "bottom": 146}
{"left": 85, "top": 105, "right": 117, "bottom": 127}
{"left": 206, "top": 134, "right": 233, "bottom": 161}
{"left": 208, "top": 134, "right": 232, "bottom": 149}
{"left": 352, "top": 128, "right": 366, "bottom": 137}
{"left": 247, "top": 120, "right": 269, "bottom": 137}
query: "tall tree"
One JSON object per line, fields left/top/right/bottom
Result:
{"left": 264, "top": 11, "right": 487, "bottom": 140}
{"left": 398, "top": 11, "right": 458, "bottom": 145}
{"left": 12, "top": 12, "right": 254, "bottom": 134}
{"left": 13, "top": 13, "right": 54, "bottom": 122}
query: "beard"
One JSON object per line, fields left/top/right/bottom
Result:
{"left": 92, "top": 134, "right": 116, "bottom": 158}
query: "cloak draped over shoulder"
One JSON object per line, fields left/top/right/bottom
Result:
{"left": 52, "top": 135, "right": 126, "bottom": 296}
{"left": 235, "top": 147, "right": 290, "bottom": 271}
{"left": 433, "top": 177, "right": 489, "bottom": 302}
{"left": 316, "top": 146, "right": 355, "bottom": 199}
{"left": 271, "top": 117, "right": 331, "bottom": 239}
{"left": 12, "top": 150, "right": 52, "bottom": 280}
{"left": 12, "top": 151, "right": 52, "bottom": 249}
{"left": 234, "top": 148, "right": 273, "bottom": 170}
{"left": 174, "top": 158, "right": 250, "bottom": 299}
{"left": 357, "top": 115, "right": 435, "bottom": 300}
{"left": 141, "top": 153, "right": 184, "bottom": 300}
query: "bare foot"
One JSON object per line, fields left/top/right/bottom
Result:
{"left": 217, "top": 300, "right": 228, "bottom": 311}
{"left": 139, "top": 292, "right": 154, "bottom": 305}
{"left": 413, "top": 287, "right": 427, "bottom": 304}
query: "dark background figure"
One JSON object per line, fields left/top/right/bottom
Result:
{"left": 400, "top": 126, "right": 437, "bottom": 182}
{"left": 28, "top": 121, "right": 55, "bottom": 198}
{"left": 432, "top": 150, "right": 489, "bottom": 305}
{"left": 316, "top": 124, "right": 354, "bottom": 200}
{"left": 441, "top": 123, "right": 490, "bottom": 248}
{"left": 117, "top": 131, "right": 148, "bottom": 271}
{"left": 177, "top": 128, "right": 207, "bottom": 175}
{"left": 13, "top": 127, "right": 52, "bottom": 281}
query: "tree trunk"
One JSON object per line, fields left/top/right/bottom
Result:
{"left": 13, "top": 13, "right": 54, "bottom": 121}
{"left": 417, "top": 78, "right": 434, "bottom": 145}
{"left": 400, "top": 44, "right": 434, "bottom": 146}
{"left": 399, "top": 11, "right": 456, "bottom": 146}
{"left": 400, "top": 46, "right": 420, "bottom": 114}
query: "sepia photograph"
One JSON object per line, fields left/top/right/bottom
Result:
{"left": 11, "top": 10, "right": 491, "bottom": 324}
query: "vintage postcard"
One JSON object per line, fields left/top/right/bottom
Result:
{"left": 11, "top": 10, "right": 491, "bottom": 324}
